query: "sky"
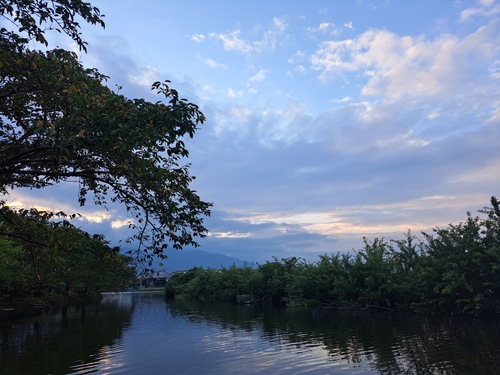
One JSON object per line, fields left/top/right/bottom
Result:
{"left": 7, "top": 0, "right": 500, "bottom": 265}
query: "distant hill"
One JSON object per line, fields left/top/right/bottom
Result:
{"left": 136, "top": 249, "right": 254, "bottom": 273}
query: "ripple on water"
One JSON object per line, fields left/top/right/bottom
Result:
{"left": 2, "top": 294, "right": 499, "bottom": 375}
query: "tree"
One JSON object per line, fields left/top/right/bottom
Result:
{"left": 0, "top": 206, "right": 136, "bottom": 304}
{"left": 0, "top": 237, "right": 31, "bottom": 301}
{"left": 420, "top": 196, "right": 500, "bottom": 314}
{"left": 0, "top": 0, "right": 212, "bottom": 264}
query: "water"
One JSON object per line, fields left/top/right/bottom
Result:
{"left": 1, "top": 292, "right": 500, "bottom": 375}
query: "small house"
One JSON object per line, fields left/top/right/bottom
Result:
{"left": 138, "top": 270, "right": 171, "bottom": 288}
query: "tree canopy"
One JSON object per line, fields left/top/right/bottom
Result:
{"left": 0, "top": 0, "right": 212, "bottom": 264}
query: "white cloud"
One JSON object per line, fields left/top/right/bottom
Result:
{"left": 205, "top": 58, "right": 227, "bottom": 69}
{"left": 209, "top": 17, "right": 289, "bottom": 55}
{"left": 111, "top": 219, "right": 133, "bottom": 229}
{"left": 209, "top": 231, "right": 250, "bottom": 238}
{"left": 288, "top": 50, "right": 305, "bottom": 64}
{"left": 273, "top": 17, "right": 287, "bottom": 32}
{"left": 375, "top": 130, "right": 430, "bottom": 148}
{"left": 249, "top": 68, "right": 270, "bottom": 82}
{"left": 332, "top": 97, "right": 352, "bottom": 103}
{"left": 253, "top": 17, "right": 289, "bottom": 51}
{"left": 79, "top": 213, "right": 112, "bottom": 224}
{"left": 427, "top": 111, "right": 440, "bottom": 119}
{"left": 288, "top": 51, "right": 307, "bottom": 76}
{"left": 490, "top": 59, "right": 500, "bottom": 78}
{"left": 231, "top": 194, "right": 488, "bottom": 238}
{"left": 190, "top": 33, "right": 205, "bottom": 42}
{"left": 311, "top": 30, "right": 414, "bottom": 79}
{"left": 319, "top": 22, "right": 331, "bottom": 31}
{"left": 212, "top": 105, "right": 253, "bottom": 134}
{"left": 230, "top": 107, "right": 252, "bottom": 122}
{"left": 344, "top": 21, "right": 354, "bottom": 29}
{"left": 450, "top": 159, "right": 500, "bottom": 184}
{"left": 305, "top": 22, "right": 340, "bottom": 35}
{"left": 310, "top": 19, "right": 500, "bottom": 100}
{"left": 129, "top": 66, "right": 161, "bottom": 87}
{"left": 460, "top": 0, "right": 500, "bottom": 21}
{"left": 4, "top": 187, "right": 116, "bottom": 225}
{"left": 485, "top": 103, "right": 500, "bottom": 123}
{"left": 202, "top": 85, "right": 217, "bottom": 93}
{"left": 212, "top": 29, "right": 253, "bottom": 53}
{"left": 228, "top": 88, "right": 243, "bottom": 97}
{"left": 294, "top": 65, "right": 306, "bottom": 74}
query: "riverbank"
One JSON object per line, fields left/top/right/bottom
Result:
{"left": 0, "top": 293, "right": 104, "bottom": 318}
{"left": 0, "top": 288, "right": 167, "bottom": 319}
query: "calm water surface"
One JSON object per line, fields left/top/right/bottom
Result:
{"left": 1, "top": 292, "right": 500, "bottom": 375}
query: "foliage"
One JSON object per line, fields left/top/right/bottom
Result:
{"left": 419, "top": 199, "right": 500, "bottom": 314}
{"left": 165, "top": 265, "right": 255, "bottom": 302}
{"left": 0, "top": 237, "right": 30, "bottom": 299}
{"left": 165, "top": 197, "right": 500, "bottom": 316}
{"left": 0, "top": 206, "right": 136, "bottom": 304}
{"left": 0, "top": 0, "right": 211, "bottom": 264}
{"left": 0, "top": 0, "right": 105, "bottom": 52}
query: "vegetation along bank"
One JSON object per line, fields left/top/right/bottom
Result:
{"left": 165, "top": 196, "right": 500, "bottom": 316}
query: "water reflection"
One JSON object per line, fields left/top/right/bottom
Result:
{"left": 1, "top": 294, "right": 499, "bottom": 375}
{"left": 166, "top": 299, "right": 500, "bottom": 375}
{"left": 0, "top": 293, "right": 135, "bottom": 375}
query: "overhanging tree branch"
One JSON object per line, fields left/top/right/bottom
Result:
{"left": 0, "top": 0, "right": 212, "bottom": 265}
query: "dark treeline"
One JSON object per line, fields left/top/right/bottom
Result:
{"left": 165, "top": 196, "right": 500, "bottom": 315}
{"left": 0, "top": 207, "right": 136, "bottom": 307}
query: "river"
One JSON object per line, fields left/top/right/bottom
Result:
{"left": 1, "top": 292, "right": 499, "bottom": 375}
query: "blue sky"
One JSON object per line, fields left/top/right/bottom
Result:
{"left": 8, "top": 0, "right": 500, "bottom": 264}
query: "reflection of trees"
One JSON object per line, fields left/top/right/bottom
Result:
{"left": 166, "top": 299, "right": 500, "bottom": 375}
{"left": 166, "top": 298, "right": 262, "bottom": 332}
{"left": 0, "top": 295, "right": 135, "bottom": 375}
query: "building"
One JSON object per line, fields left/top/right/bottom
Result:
{"left": 138, "top": 270, "right": 171, "bottom": 288}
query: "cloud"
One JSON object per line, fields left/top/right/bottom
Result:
{"left": 4, "top": 184, "right": 141, "bottom": 247}
{"left": 459, "top": 0, "right": 500, "bottom": 21}
{"left": 205, "top": 58, "right": 227, "bottom": 69}
{"left": 310, "top": 19, "right": 500, "bottom": 101}
{"left": 210, "top": 29, "right": 253, "bottom": 53}
{"left": 228, "top": 88, "right": 243, "bottom": 97}
{"left": 288, "top": 51, "right": 307, "bottom": 76}
{"left": 209, "top": 231, "right": 250, "bottom": 239}
{"left": 202, "top": 85, "right": 217, "bottom": 93}
{"left": 305, "top": 22, "right": 340, "bottom": 35}
{"left": 209, "top": 17, "right": 289, "bottom": 55}
{"left": 252, "top": 17, "right": 289, "bottom": 51}
{"left": 249, "top": 68, "right": 270, "bottom": 82}
{"left": 129, "top": 66, "right": 161, "bottom": 87}
{"left": 186, "top": 72, "right": 499, "bottom": 260}
{"left": 288, "top": 50, "right": 305, "bottom": 64}
{"left": 195, "top": 210, "right": 341, "bottom": 262}
{"left": 332, "top": 97, "right": 352, "bottom": 103}
{"left": 449, "top": 159, "right": 500, "bottom": 185}
{"left": 111, "top": 219, "right": 133, "bottom": 229}
{"left": 190, "top": 33, "right": 206, "bottom": 42}
{"left": 235, "top": 208, "right": 425, "bottom": 238}
{"left": 294, "top": 65, "right": 307, "bottom": 74}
